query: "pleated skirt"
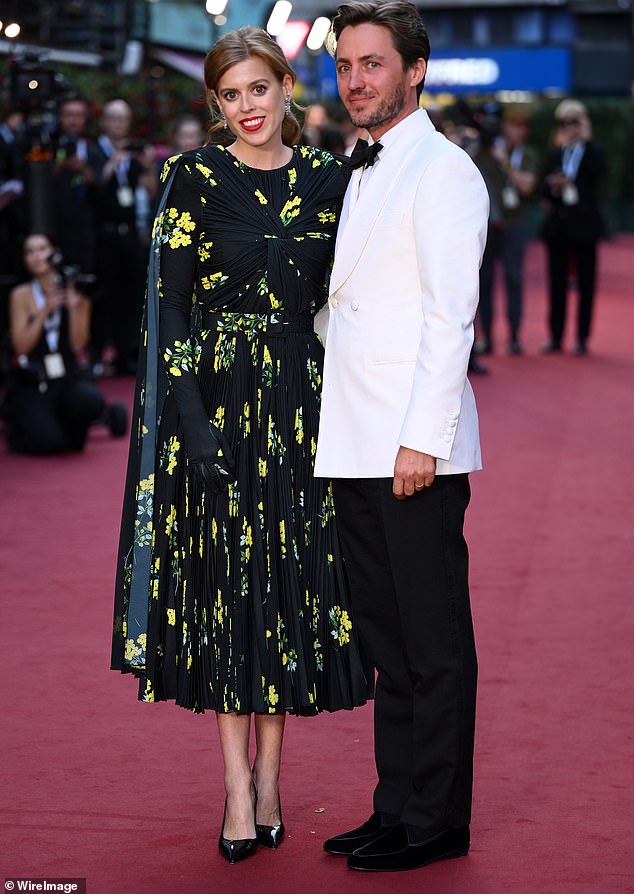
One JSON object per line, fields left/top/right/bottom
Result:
{"left": 140, "top": 324, "right": 370, "bottom": 714}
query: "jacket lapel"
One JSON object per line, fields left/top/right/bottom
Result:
{"left": 330, "top": 110, "right": 434, "bottom": 295}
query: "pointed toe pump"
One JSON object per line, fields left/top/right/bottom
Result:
{"left": 256, "top": 801, "right": 285, "bottom": 849}
{"left": 218, "top": 799, "right": 258, "bottom": 864}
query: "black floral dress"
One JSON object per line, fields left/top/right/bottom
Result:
{"left": 111, "top": 143, "right": 370, "bottom": 715}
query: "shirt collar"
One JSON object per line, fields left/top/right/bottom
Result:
{"left": 368, "top": 108, "right": 421, "bottom": 153}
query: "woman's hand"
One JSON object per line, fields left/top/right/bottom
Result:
{"left": 188, "top": 425, "right": 236, "bottom": 495}
{"left": 63, "top": 283, "right": 83, "bottom": 310}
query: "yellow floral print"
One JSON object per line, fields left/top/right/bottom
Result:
{"left": 330, "top": 606, "right": 353, "bottom": 646}
{"left": 280, "top": 195, "right": 301, "bottom": 225}
{"left": 201, "top": 271, "right": 227, "bottom": 290}
{"left": 114, "top": 143, "right": 365, "bottom": 717}
{"left": 195, "top": 162, "right": 217, "bottom": 185}
{"left": 165, "top": 437, "right": 180, "bottom": 475}
{"left": 165, "top": 505, "right": 177, "bottom": 536}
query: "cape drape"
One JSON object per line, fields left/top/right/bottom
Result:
{"left": 111, "top": 156, "right": 183, "bottom": 675}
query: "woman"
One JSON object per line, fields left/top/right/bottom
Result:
{"left": 111, "top": 27, "right": 369, "bottom": 863}
{"left": 4, "top": 233, "right": 105, "bottom": 454}
{"left": 540, "top": 99, "right": 606, "bottom": 355}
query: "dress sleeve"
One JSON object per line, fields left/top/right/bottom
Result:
{"left": 157, "top": 162, "right": 211, "bottom": 459}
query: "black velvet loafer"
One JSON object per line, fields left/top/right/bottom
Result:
{"left": 323, "top": 812, "right": 396, "bottom": 856}
{"left": 347, "top": 824, "right": 470, "bottom": 872}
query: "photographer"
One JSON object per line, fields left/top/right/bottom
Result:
{"left": 473, "top": 107, "right": 538, "bottom": 356}
{"left": 52, "top": 96, "right": 102, "bottom": 278}
{"left": 539, "top": 100, "right": 606, "bottom": 355}
{"left": 93, "top": 99, "right": 157, "bottom": 375}
{"left": 3, "top": 232, "right": 105, "bottom": 454}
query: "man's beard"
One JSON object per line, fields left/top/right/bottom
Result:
{"left": 346, "top": 79, "right": 408, "bottom": 130}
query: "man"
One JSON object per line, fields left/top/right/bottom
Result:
{"left": 314, "top": 0, "right": 489, "bottom": 874}
{"left": 52, "top": 96, "right": 102, "bottom": 277}
{"left": 93, "top": 99, "right": 156, "bottom": 374}
{"left": 474, "top": 106, "right": 538, "bottom": 356}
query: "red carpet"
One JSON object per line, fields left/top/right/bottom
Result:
{"left": 1, "top": 237, "right": 633, "bottom": 893}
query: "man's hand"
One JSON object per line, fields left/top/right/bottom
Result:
{"left": 393, "top": 446, "right": 436, "bottom": 500}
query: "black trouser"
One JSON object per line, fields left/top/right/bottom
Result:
{"left": 478, "top": 222, "right": 528, "bottom": 343}
{"left": 4, "top": 377, "right": 105, "bottom": 454}
{"left": 93, "top": 226, "right": 143, "bottom": 368}
{"left": 546, "top": 237, "right": 598, "bottom": 347}
{"left": 333, "top": 475, "right": 477, "bottom": 832}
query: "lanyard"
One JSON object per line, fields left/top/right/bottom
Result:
{"left": 509, "top": 146, "right": 523, "bottom": 170}
{"left": 99, "top": 134, "right": 130, "bottom": 187}
{"left": 562, "top": 142, "right": 585, "bottom": 180}
{"left": 32, "top": 280, "right": 61, "bottom": 353}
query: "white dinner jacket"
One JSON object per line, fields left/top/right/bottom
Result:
{"left": 314, "top": 109, "right": 489, "bottom": 479}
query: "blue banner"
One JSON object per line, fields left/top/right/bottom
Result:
{"left": 318, "top": 46, "right": 571, "bottom": 96}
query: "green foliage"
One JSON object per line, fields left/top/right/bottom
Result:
{"left": 0, "top": 57, "right": 209, "bottom": 144}
{"left": 442, "top": 96, "right": 634, "bottom": 233}
{"left": 63, "top": 64, "right": 210, "bottom": 143}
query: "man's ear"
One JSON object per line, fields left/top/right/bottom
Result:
{"left": 410, "top": 58, "right": 427, "bottom": 90}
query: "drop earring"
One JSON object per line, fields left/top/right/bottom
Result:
{"left": 284, "top": 95, "right": 291, "bottom": 115}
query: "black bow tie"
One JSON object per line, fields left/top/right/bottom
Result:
{"left": 349, "top": 138, "right": 383, "bottom": 169}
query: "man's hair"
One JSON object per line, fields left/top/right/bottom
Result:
{"left": 330, "top": 1, "right": 430, "bottom": 98}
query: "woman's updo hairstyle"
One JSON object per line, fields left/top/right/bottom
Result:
{"left": 204, "top": 26, "right": 302, "bottom": 146}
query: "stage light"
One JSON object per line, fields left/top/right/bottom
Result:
{"left": 5, "top": 22, "right": 21, "bottom": 38}
{"left": 206, "top": 0, "right": 228, "bottom": 14}
{"left": 276, "top": 20, "right": 310, "bottom": 60}
{"left": 306, "top": 16, "right": 331, "bottom": 52}
{"left": 267, "top": 1, "right": 292, "bottom": 36}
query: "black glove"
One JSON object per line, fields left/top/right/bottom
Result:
{"left": 188, "top": 422, "right": 236, "bottom": 495}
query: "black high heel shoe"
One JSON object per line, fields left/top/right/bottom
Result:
{"left": 218, "top": 798, "right": 258, "bottom": 864}
{"left": 256, "top": 800, "right": 285, "bottom": 849}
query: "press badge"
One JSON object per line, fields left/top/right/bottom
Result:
{"left": 502, "top": 186, "right": 519, "bottom": 210}
{"left": 117, "top": 186, "right": 134, "bottom": 207}
{"left": 43, "top": 352, "right": 66, "bottom": 379}
{"left": 562, "top": 184, "right": 579, "bottom": 206}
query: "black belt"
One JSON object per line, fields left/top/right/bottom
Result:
{"left": 203, "top": 310, "right": 314, "bottom": 337}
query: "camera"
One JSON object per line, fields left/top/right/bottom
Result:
{"left": 48, "top": 249, "right": 97, "bottom": 296}
{"left": 9, "top": 50, "right": 72, "bottom": 117}
{"left": 123, "top": 141, "right": 146, "bottom": 154}
{"left": 9, "top": 52, "right": 57, "bottom": 111}
{"left": 454, "top": 99, "right": 502, "bottom": 149}
{"left": 56, "top": 137, "right": 78, "bottom": 159}
{"left": 8, "top": 50, "right": 75, "bottom": 234}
